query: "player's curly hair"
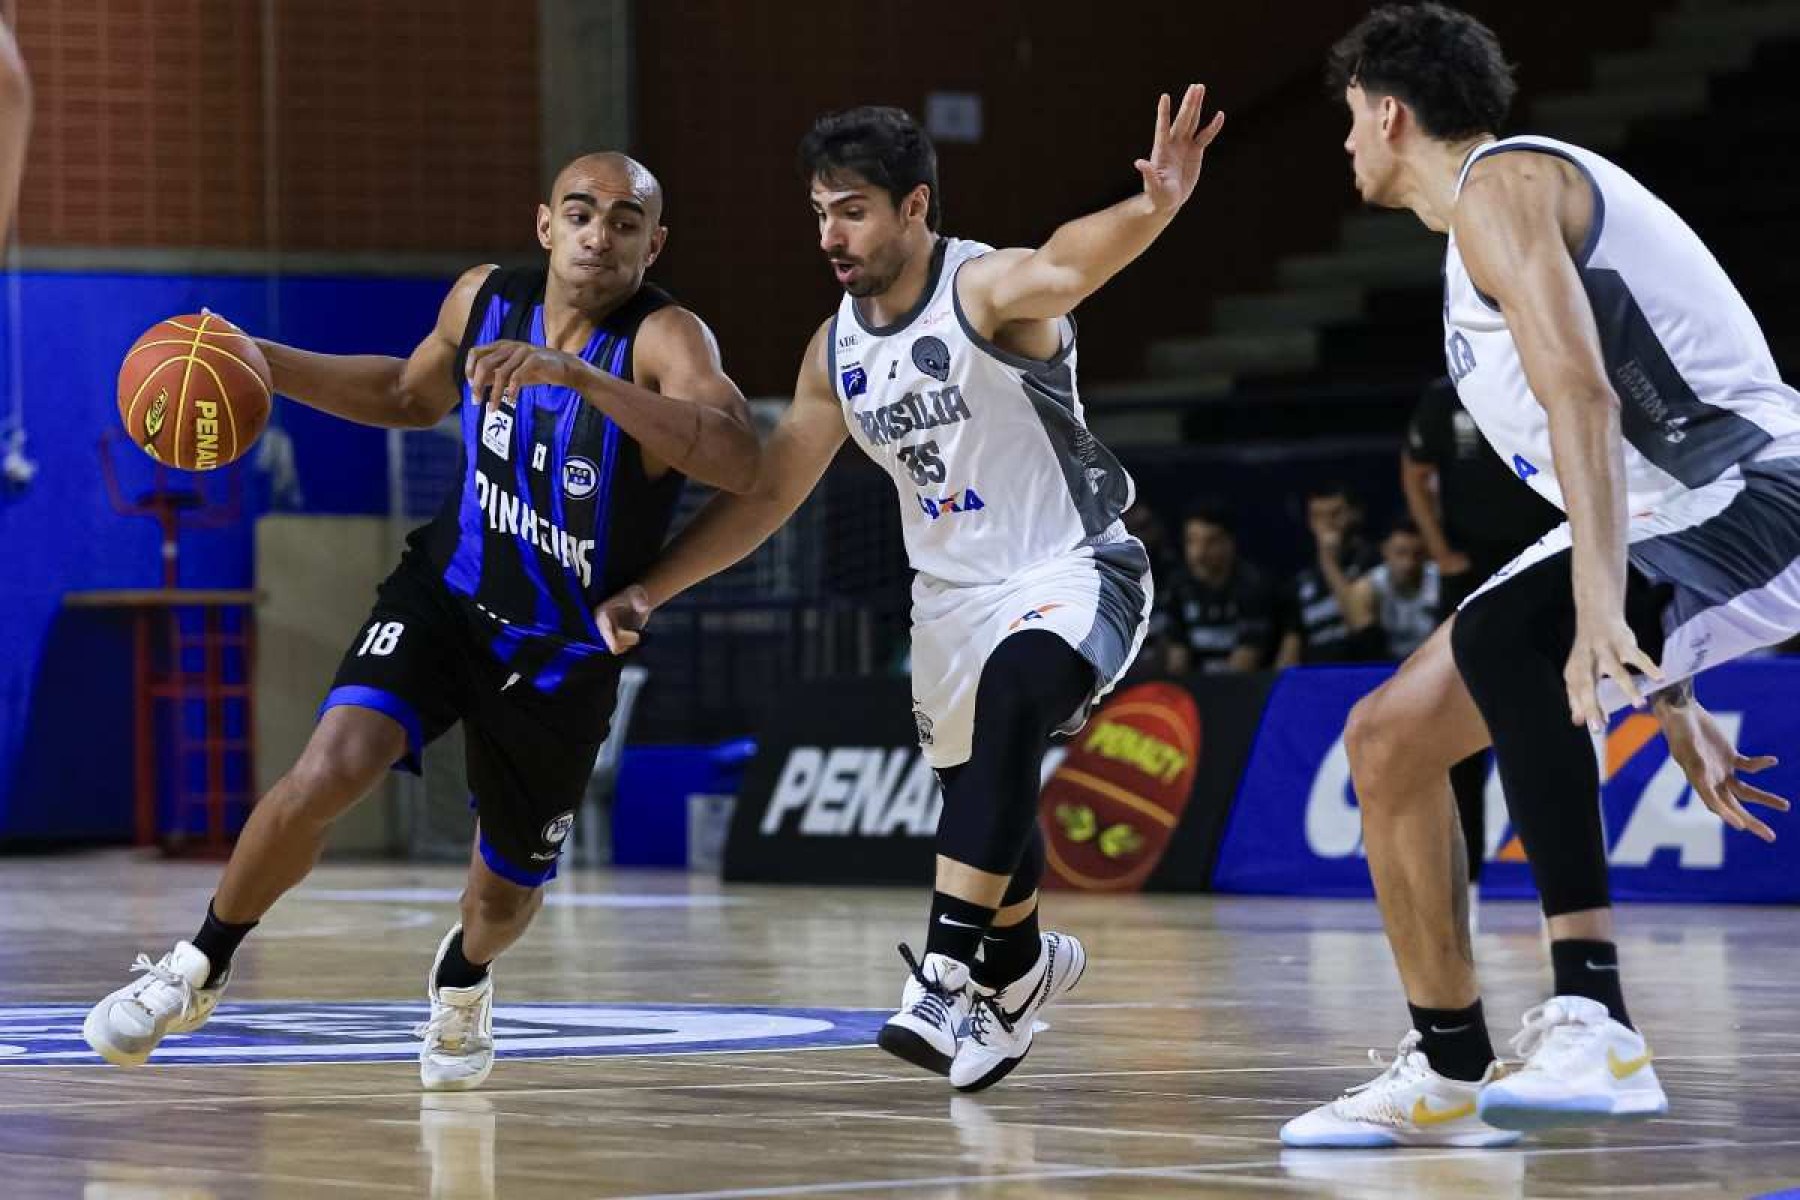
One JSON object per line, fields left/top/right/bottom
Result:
{"left": 798, "top": 106, "right": 941, "bottom": 231}
{"left": 1326, "top": 3, "right": 1516, "bottom": 139}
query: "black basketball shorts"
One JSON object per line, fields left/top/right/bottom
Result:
{"left": 321, "top": 553, "right": 616, "bottom": 887}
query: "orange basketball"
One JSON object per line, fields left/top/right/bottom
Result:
{"left": 117, "top": 312, "right": 272, "bottom": 470}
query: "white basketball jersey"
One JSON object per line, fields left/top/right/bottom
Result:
{"left": 1443, "top": 135, "right": 1800, "bottom": 514}
{"left": 830, "top": 237, "right": 1136, "bottom": 586}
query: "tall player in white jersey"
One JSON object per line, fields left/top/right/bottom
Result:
{"left": 598, "top": 93, "right": 1224, "bottom": 1089}
{"left": 1284, "top": 4, "right": 1800, "bottom": 1149}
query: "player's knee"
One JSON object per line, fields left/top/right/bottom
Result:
{"left": 1343, "top": 685, "right": 1428, "bottom": 805}
{"left": 463, "top": 877, "right": 540, "bottom": 929}
{"left": 976, "top": 632, "right": 1090, "bottom": 740}
{"left": 271, "top": 754, "right": 375, "bottom": 828}
{"left": 1343, "top": 690, "right": 1393, "bottom": 787}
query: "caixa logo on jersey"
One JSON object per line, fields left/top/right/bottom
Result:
{"left": 0, "top": 1002, "right": 885, "bottom": 1066}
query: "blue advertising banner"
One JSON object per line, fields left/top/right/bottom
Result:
{"left": 1214, "top": 659, "right": 1800, "bottom": 902}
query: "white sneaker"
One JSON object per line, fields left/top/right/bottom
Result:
{"left": 1477, "top": 996, "right": 1667, "bottom": 1130}
{"left": 83, "top": 941, "right": 228, "bottom": 1067}
{"left": 415, "top": 925, "right": 496, "bottom": 1092}
{"left": 1280, "top": 1032, "right": 1522, "bottom": 1149}
{"left": 876, "top": 945, "right": 972, "bottom": 1075}
{"left": 950, "top": 931, "right": 1086, "bottom": 1092}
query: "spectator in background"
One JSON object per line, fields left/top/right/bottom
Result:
{"left": 1358, "top": 518, "right": 1440, "bottom": 659}
{"left": 1123, "top": 498, "right": 1181, "bottom": 586}
{"left": 1159, "top": 503, "right": 1278, "bottom": 674}
{"left": 1277, "top": 483, "right": 1383, "bottom": 666}
{"left": 1401, "top": 375, "right": 1560, "bottom": 893}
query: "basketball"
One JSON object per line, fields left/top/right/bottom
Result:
{"left": 116, "top": 313, "right": 272, "bottom": 470}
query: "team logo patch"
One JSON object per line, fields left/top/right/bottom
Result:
{"left": 912, "top": 336, "right": 951, "bottom": 382}
{"left": 562, "top": 457, "right": 599, "bottom": 500}
{"left": 841, "top": 364, "right": 867, "bottom": 398}
{"left": 481, "top": 407, "right": 514, "bottom": 460}
{"left": 913, "top": 706, "right": 934, "bottom": 745}
{"left": 1007, "top": 602, "right": 1067, "bottom": 631}
{"left": 0, "top": 1002, "right": 886, "bottom": 1066}
{"left": 542, "top": 811, "right": 576, "bottom": 846}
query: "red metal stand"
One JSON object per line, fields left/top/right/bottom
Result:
{"left": 65, "top": 590, "right": 258, "bottom": 855}
{"left": 80, "top": 433, "right": 257, "bottom": 853}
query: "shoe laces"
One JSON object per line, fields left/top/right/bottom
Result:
{"left": 1330, "top": 1031, "right": 1431, "bottom": 1127}
{"left": 1509, "top": 1001, "right": 1601, "bottom": 1071}
{"left": 414, "top": 994, "right": 491, "bottom": 1054}
{"left": 965, "top": 988, "right": 1015, "bottom": 1045}
{"left": 127, "top": 953, "right": 198, "bottom": 1021}
{"left": 897, "top": 943, "right": 966, "bottom": 1031}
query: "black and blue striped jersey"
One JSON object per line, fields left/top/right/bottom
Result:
{"left": 410, "top": 267, "right": 684, "bottom": 693}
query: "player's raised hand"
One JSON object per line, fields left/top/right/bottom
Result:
{"left": 1564, "top": 615, "right": 1662, "bottom": 733}
{"left": 1658, "top": 698, "right": 1788, "bottom": 842}
{"left": 1134, "top": 84, "right": 1226, "bottom": 215}
{"left": 466, "top": 341, "right": 583, "bottom": 408}
{"left": 595, "top": 583, "right": 654, "bottom": 654}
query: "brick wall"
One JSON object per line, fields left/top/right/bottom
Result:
{"left": 16, "top": 0, "right": 540, "bottom": 252}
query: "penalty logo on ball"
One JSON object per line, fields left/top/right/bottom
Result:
{"left": 0, "top": 1002, "right": 887, "bottom": 1066}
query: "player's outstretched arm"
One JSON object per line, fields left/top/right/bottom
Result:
{"left": 594, "top": 320, "right": 848, "bottom": 652}
{"left": 1455, "top": 156, "right": 1660, "bottom": 729}
{"left": 0, "top": 16, "right": 31, "bottom": 243}
{"left": 252, "top": 264, "right": 490, "bottom": 430}
{"left": 957, "top": 84, "right": 1224, "bottom": 332}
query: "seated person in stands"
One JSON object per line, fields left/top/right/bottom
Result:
{"left": 1276, "top": 482, "right": 1383, "bottom": 665}
{"left": 1160, "top": 502, "right": 1278, "bottom": 674}
{"left": 1356, "top": 517, "right": 1442, "bottom": 660}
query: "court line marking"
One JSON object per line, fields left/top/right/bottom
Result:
{"left": 809, "top": 1108, "right": 1270, "bottom": 1145}
{"left": 6, "top": 1045, "right": 1799, "bottom": 1113}
{"left": 0, "top": 1149, "right": 416, "bottom": 1195}
{"left": 0, "top": 1061, "right": 1375, "bottom": 1112}
{"left": 593, "top": 1138, "right": 1800, "bottom": 1200}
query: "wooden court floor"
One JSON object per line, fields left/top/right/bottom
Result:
{"left": 0, "top": 854, "right": 1797, "bottom": 1198}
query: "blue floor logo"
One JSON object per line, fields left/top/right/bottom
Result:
{"left": 0, "top": 1003, "right": 887, "bottom": 1066}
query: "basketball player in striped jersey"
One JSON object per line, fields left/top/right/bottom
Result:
{"left": 598, "top": 91, "right": 1224, "bottom": 1090}
{"left": 83, "top": 153, "right": 761, "bottom": 1090}
{"left": 1283, "top": 5, "right": 1800, "bottom": 1148}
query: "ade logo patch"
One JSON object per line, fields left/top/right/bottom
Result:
{"left": 563, "top": 456, "right": 599, "bottom": 500}
{"left": 0, "top": 1002, "right": 886, "bottom": 1066}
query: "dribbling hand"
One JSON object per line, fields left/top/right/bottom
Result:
{"left": 1135, "top": 83, "right": 1226, "bottom": 216}
{"left": 466, "top": 340, "right": 583, "bottom": 408}
{"left": 595, "top": 584, "right": 654, "bottom": 655}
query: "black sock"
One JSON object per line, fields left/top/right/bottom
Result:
{"left": 434, "top": 929, "right": 490, "bottom": 990}
{"left": 191, "top": 901, "right": 257, "bottom": 988}
{"left": 1550, "top": 938, "right": 1631, "bottom": 1029}
{"left": 924, "top": 892, "right": 994, "bottom": 967}
{"left": 1408, "top": 1000, "right": 1495, "bottom": 1083}
{"left": 974, "top": 905, "right": 1040, "bottom": 989}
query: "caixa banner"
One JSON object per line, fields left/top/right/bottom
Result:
{"left": 1213, "top": 660, "right": 1800, "bottom": 902}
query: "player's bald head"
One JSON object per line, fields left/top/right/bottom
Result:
{"left": 550, "top": 152, "right": 664, "bottom": 224}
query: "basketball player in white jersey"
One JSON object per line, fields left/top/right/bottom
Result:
{"left": 1283, "top": 4, "right": 1800, "bottom": 1148}
{"left": 598, "top": 91, "right": 1224, "bottom": 1090}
